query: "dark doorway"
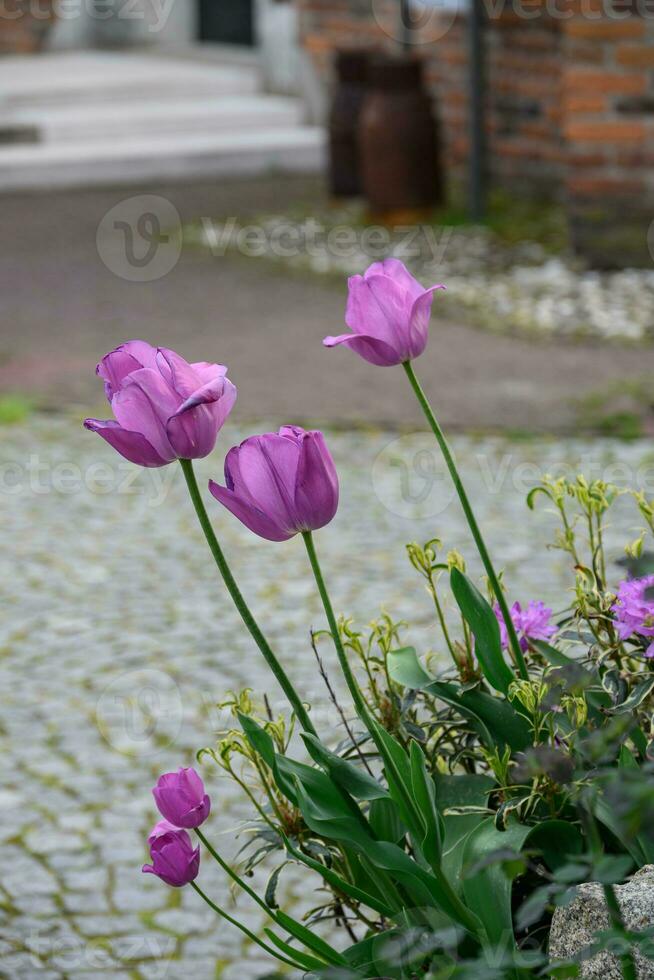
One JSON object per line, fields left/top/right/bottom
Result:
{"left": 199, "top": 0, "right": 254, "bottom": 46}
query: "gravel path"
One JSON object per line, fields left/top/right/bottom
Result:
{"left": 3, "top": 417, "right": 654, "bottom": 978}
{"left": 0, "top": 177, "right": 652, "bottom": 434}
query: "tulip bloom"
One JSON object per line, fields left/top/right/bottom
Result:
{"left": 323, "top": 259, "right": 444, "bottom": 366}
{"left": 209, "top": 426, "right": 339, "bottom": 542}
{"left": 84, "top": 340, "right": 236, "bottom": 466}
{"left": 142, "top": 825, "right": 200, "bottom": 888}
{"left": 152, "top": 767, "right": 211, "bottom": 829}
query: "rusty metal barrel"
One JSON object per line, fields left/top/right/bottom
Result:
{"left": 359, "top": 55, "right": 442, "bottom": 220}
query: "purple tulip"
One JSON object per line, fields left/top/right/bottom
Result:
{"left": 152, "top": 767, "right": 211, "bottom": 829}
{"left": 84, "top": 340, "right": 236, "bottom": 467}
{"left": 323, "top": 259, "right": 445, "bottom": 367}
{"left": 209, "top": 426, "right": 339, "bottom": 542}
{"left": 142, "top": 825, "right": 200, "bottom": 888}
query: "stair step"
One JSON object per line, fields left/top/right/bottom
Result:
{"left": 0, "top": 128, "right": 326, "bottom": 191}
{"left": 0, "top": 52, "right": 260, "bottom": 109}
{"left": 6, "top": 96, "right": 304, "bottom": 143}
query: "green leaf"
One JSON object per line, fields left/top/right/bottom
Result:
{"left": 427, "top": 681, "right": 531, "bottom": 751}
{"left": 387, "top": 646, "right": 434, "bottom": 689}
{"left": 263, "top": 929, "right": 333, "bottom": 972}
{"left": 369, "top": 797, "right": 407, "bottom": 844}
{"left": 264, "top": 863, "right": 286, "bottom": 910}
{"left": 409, "top": 740, "right": 444, "bottom": 867}
{"left": 281, "top": 834, "right": 393, "bottom": 918}
{"left": 461, "top": 818, "right": 584, "bottom": 946}
{"left": 237, "top": 712, "right": 276, "bottom": 768}
{"left": 531, "top": 639, "right": 574, "bottom": 668}
{"left": 434, "top": 773, "right": 496, "bottom": 812}
{"left": 301, "top": 733, "right": 387, "bottom": 801}
{"left": 613, "top": 676, "right": 654, "bottom": 714}
{"left": 275, "top": 909, "right": 348, "bottom": 966}
{"left": 450, "top": 568, "right": 515, "bottom": 694}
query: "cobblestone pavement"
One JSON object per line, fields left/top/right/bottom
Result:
{"left": 3, "top": 417, "right": 654, "bottom": 978}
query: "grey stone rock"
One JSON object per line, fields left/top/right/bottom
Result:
{"left": 549, "top": 865, "right": 654, "bottom": 978}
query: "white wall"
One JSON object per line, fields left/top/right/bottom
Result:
{"left": 49, "top": 0, "right": 196, "bottom": 50}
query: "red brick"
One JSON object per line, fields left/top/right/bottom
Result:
{"left": 564, "top": 19, "right": 645, "bottom": 39}
{"left": 616, "top": 45, "right": 654, "bottom": 68}
{"left": 564, "top": 120, "right": 645, "bottom": 141}
{"left": 563, "top": 71, "right": 647, "bottom": 95}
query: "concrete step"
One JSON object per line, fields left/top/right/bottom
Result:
{"left": 0, "top": 52, "right": 260, "bottom": 109}
{"left": 0, "top": 127, "right": 326, "bottom": 191}
{"left": 6, "top": 95, "right": 304, "bottom": 143}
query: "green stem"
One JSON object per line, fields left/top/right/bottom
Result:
{"left": 302, "top": 531, "right": 372, "bottom": 724}
{"left": 189, "top": 881, "right": 303, "bottom": 970}
{"left": 402, "top": 361, "right": 528, "bottom": 681}
{"left": 180, "top": 458, "right": 316, "bottom": 736}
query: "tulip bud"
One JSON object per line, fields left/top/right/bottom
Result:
{"left": 152, "top": 767, "right": 211, "bottom": 829}
{"left": 323, "top": 259, "right": 444, "bottom": 367}
{"left": 209, "top": 426, "right": 339, "bottom": 542}
{"left": 142, "top": 825, "right": 200, "bottom": 888}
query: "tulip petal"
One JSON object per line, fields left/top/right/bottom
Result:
{"left": 323, "top": 331, "right": 402, "bottom": 367}
{"left": 167, "top": 376, "right": 236, "bottom": 460}
{"left": 345, "top": 273, "right": 413, "bottom": 351}
{"left": 364, "top": 258, "right": 424, "bottom": 302}
{"left": 97, "top": 340, "right": 159, "bottom": 400}
{"left": 209, "top": 480, "right": 293, "bottom": 541}
{"left": 112, "top": 368, "right": 179, "bottom": 461}
{"left": 408, "top": 285, "right": 445, "bottom": 358}
{"left": 83, "top": 419, "right": 169, "bottom": 467}
{"left": 294, "top": 431, "right": 339, "bottom": 531}
{"left": 156, "top": 348, "right": 204, "bottom": 399}
{"left": 226, "top": 436, "right": 299, "bottom": 530}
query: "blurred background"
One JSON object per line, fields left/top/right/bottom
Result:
{"left": 1, "top": 1, "right": 654, "bottom": 978}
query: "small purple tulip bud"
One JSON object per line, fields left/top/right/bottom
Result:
{"left": 323, "top": 258, "right": 444, "bottom": 366}
{"left": 209, "top": 426, "right": 339, "bottom": 542}
{"left": 152, "top": 767, "right": 211, "bottom": 829}
{"left": 142, "top": 825, "right": 200, "bottom": 888}
{"left": 84, "top": 341, "right": 236, "bottom": 467}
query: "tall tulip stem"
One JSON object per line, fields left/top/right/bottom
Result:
{"left": 180, "top": 458, "right": 316, "bottom": 735}
{"left": 302, "top": 531, "right": 372, "bottom": 724}
{"left": 402, "top": 361, "right": 528, "bottom": 680}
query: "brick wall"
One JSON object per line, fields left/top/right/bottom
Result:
{"left": 297, "top": 0, "right": 654, "bottom": 266}
{"left": 298, "top": 0, "right": 565, "bottom": 194}
{"left": 562, "top": 12, "right": 654, "bottom": 266}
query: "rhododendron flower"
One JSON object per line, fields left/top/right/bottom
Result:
{"left": 323, "top": 259, "right": 444, "bottom": 366}
{"left": 84, "top": 340, "right": 236, "bottom": 466}
{"left": 494, "top": 601, "right": 556, "bottom": 652}
{"left": 142, "top": 825, "right": 200, "bottom": 888}
{"left": 612, "top": 576, "right": 654, "bottom": 657}
{"left": 153, "top": 767, "right": 211, "bottom": 829}
{"left": 209, "top": 426, "right": 339, "bottom": 542}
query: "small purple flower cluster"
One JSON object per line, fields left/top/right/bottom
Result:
{"left": 142, "top": 768, "right": 210, "bottom": 887}
{"left": 494, "top": 600, "right": 557, "bottom": 653}
{"left": 612, "top": 575, "right": 654, "bottom": 657}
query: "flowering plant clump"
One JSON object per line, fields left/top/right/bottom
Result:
{"left": 86, "top": 261, "right": 654, "bottom": 979}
